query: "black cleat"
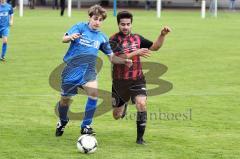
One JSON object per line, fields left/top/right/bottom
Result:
{"left": 55, "top": 120, "right": 68, "bottom": 137}
{"left": 136, "top": 138, "right": 146, "bottom": 145}
{"left": 121, "top": 103, "right": 128, "bottom": 119}
{"left": 81, "top": 125, "right": 96, "bottom": 135}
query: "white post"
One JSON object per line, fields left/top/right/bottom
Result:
{"left": 157, "top": 0, "right": 161, "bottom": 18}
{"left": 201, "top": 0, "right": 206, "bottom": 19}
{"left": 19, "top": 0, "right": 23, "bottom": 17}
{"left": 214, "top": 0, "right": 217, "bottom": 17}
{"left": 77, "top": 0, "right": 81, "bottom": 9}
{"left": 68, "top": 0, "right": 72, "bottom": 17}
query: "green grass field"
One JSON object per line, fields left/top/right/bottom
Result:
{"left": 0, "top": 8, "right": 240, "bottom": 159}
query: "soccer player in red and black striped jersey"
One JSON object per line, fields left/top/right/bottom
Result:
{"left": 110, "top": 11, "right": 171, "bottom": 144}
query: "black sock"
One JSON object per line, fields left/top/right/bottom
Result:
{"left": 136, "top": 111, "right": 147, "bottom": 140}
{"left": 57, "top": 102, "right": 69, "bottom": 123}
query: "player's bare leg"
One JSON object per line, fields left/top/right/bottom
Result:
{"left": 112, "top": 104, "right": 128, "bottom": 120}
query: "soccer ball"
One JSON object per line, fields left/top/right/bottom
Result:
{"left": 77, "top": 134, "right": 98, "bottom": 154}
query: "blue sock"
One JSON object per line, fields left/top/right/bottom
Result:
{"left": 81, "top": 97, "right": 97, "bottom": 128}
{"left": 57, "top": 102, "right": 69, "bottom": 123}
{"left": 1, "top": 43, "right": 7, "bottom": 58}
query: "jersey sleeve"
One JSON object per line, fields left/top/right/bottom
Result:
{"left": 139, "top": 35, "right": 153, "bottom": 49}
{"left": 99, "top": 34, "right": 112, "bottom": 55}
{"left": 65, "top": 23, "right": 83, "bottom": 36}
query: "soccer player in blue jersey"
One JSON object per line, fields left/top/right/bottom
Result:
{"left": 0, "top": 0, "right": 13, "bottom": 61}
{"left": 55, "top": 5, "right": 132, "bottom": 137}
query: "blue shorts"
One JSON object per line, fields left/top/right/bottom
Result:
{"left": 0, "top": 27, "right": 9, "bottom": 38}
{"left": 61, "top": 63, "right": 97, "bottom": 97}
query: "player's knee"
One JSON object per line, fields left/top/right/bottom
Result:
{"left": 88, "top": 91, "right": 98, "bottom": 98}
{"left": 136, "top": 101, "right": 147, "bottom": 112}
{"left": 60, "top": 97, "right": 71, "bottom": 106}
{"left": 136, "top": 100, "right": 146, "bottom": 108}
{"left": 113, "top": 113, "right": 121, "bottom": 120}
{"left": 112, "top": 110, "right": 122, "bottom": 120}
{"left": 3, "top": 39, "right": 7, "bottom": 44}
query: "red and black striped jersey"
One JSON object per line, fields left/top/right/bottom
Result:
{"left": 110, "top": 32, "right": 153, "bottom": 80}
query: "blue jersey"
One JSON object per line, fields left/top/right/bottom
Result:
{"left": 0, "top": 3, "right": 13, "bottom": 29}
{"left": 63, "top": 22, "right": 112, "bottom": 63}
{"left": 61, "top": 22, "right": 113, "bottom": 95}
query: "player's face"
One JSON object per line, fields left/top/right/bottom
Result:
{"left": 0, "top": 0, "right": 6, "bottom": 3}
{"left": 89, "top": 15, "right": 103, "bottom": 30}
{"left": 118, "top": 18, "right": 132, "bottom": 35}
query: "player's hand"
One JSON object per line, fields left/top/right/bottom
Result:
{"left": 70, "top": 33, "right": 81, "bottom": 41}
{"left": 137, "top": 48, "right": 151, "bottom": 58}
{"left": 160, "top": 26, "right": 171, "bottom": 36}
{"left": 124, "top": 59, "right": 133, "bottom": 68}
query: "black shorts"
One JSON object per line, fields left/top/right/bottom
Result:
{"left": 112, "top": 78, "right": 147, "bottom": 107}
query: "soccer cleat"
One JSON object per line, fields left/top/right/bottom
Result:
{"left": 81, "top": 125, "right": 96, "bottom": 135}
{"left": 55, "top": 120, "right": 68, "bottom": 137}
{"left": 0, "top": 57, "right": 5, "bottom": 61}
{"left": 121, "top": 103, "right": 128, "bottom": 119}
{"left": 136, "top": 138, "right": 146, "bottom": 145}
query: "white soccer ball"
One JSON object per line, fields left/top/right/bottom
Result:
{"left": 77, "top": 134, "right": 97, "bottom": 154}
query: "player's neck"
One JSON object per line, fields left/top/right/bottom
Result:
{"left": 88, "top": 23, "right": 99, "bottom": 32}
{"left": 119, "top": 32, "right": 131, "bottom": 37}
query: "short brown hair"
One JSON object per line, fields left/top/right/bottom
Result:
{"left": 88, "top": 5, "right": 107, "bottom": 20}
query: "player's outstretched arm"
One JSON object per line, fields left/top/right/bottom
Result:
{"left": 149, "top": 26, "right": 171, "bottom": 51}
{"left": 108, "top": 53, "right": 132, "bottom": 67}
{"left": 62, "top": 33, "right": 80, "bottom": 43}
